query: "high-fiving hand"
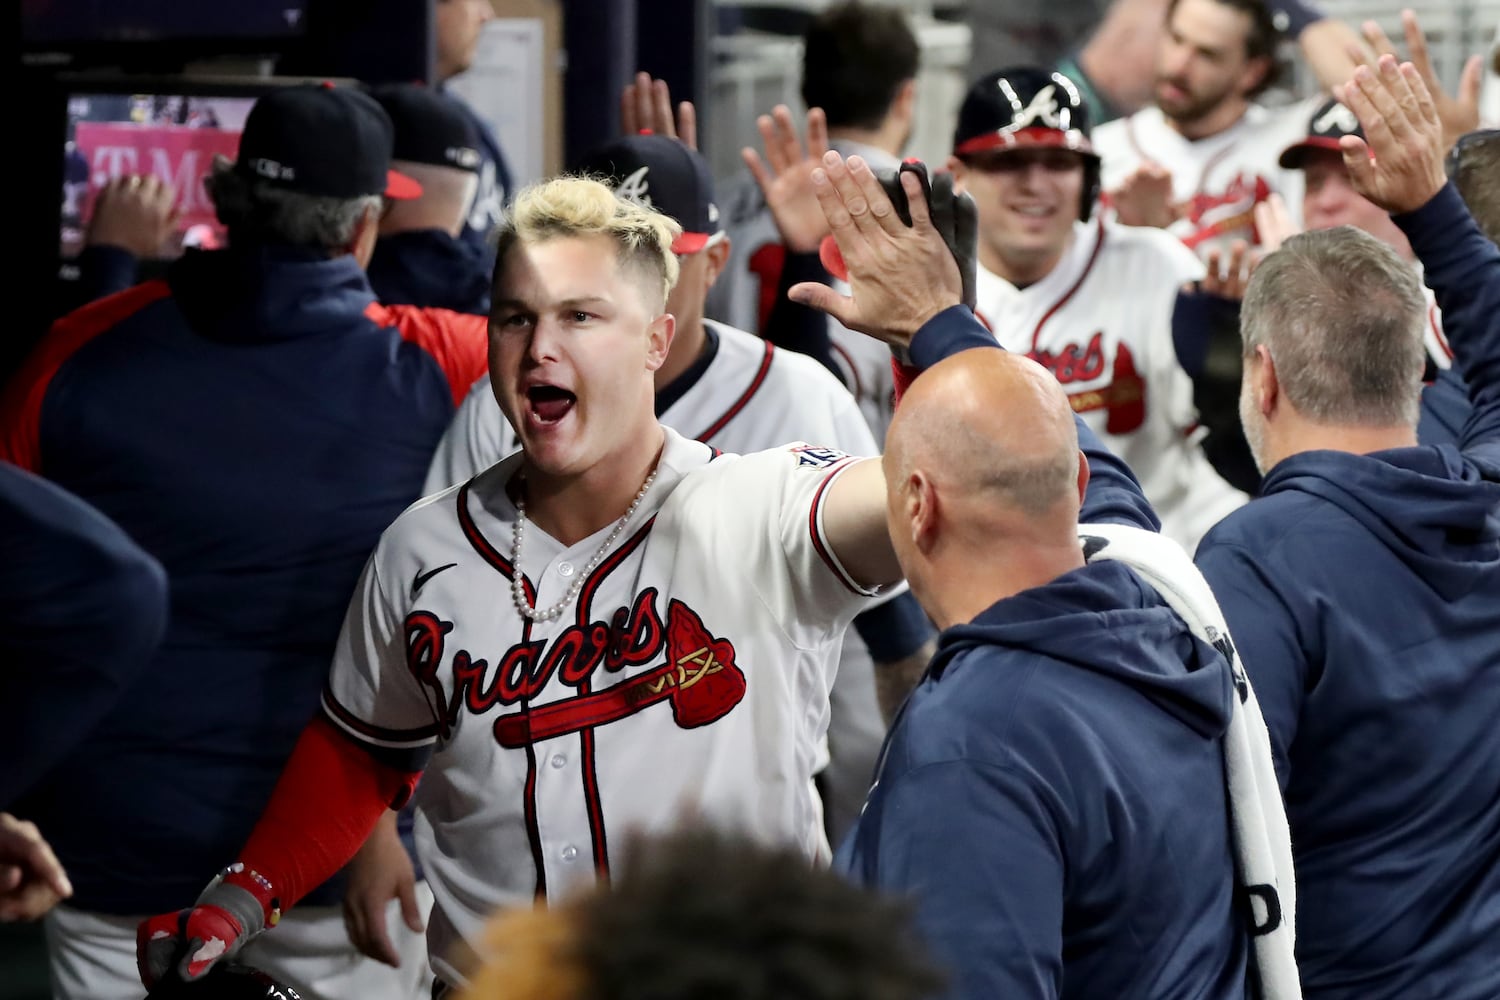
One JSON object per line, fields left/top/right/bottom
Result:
{"left": 1336, "top": 54, "right": 1448, "bottom": 215}
{"left": 787, "top": 154, "right": 965, "bottom": 349}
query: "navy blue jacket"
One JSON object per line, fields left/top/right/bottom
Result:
{"left": 0, "top": 245, "right": 487, "bottom": 913}
{"left": 0, "top": 463, "right": 168, "bottom": 810}
{"left": 1195, "top": 184, "right": 1500, "bottom": 999}
{"left": 367, "top": 228, "right": 492, "bottom": 317}
{"left": 838, "top": 311, "right": 1247, "bottom": 999}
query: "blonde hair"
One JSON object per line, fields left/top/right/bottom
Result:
{"left": 495, "top": 176, "right": 681, "bottom": 308}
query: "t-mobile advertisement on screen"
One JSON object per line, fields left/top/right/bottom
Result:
{"left": 61, "top": 92, "right": 257, "bottom": 262}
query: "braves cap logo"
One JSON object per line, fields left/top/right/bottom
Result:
{"left": 614, "top": 165, "right": 653, "bottom": 209}
{"left": 1313, "top": 101, "right": 1360, "bottom": 136}
{"left": 1005, "top": 84, "right": 1063, "bottom": 132}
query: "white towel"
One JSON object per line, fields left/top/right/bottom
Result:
{"left": 1081, "top": 523, "right": 1301, "bottom": 1000}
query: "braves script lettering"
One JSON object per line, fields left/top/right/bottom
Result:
{"left": 404, "top": 589, "right": 745, "bottom": 744}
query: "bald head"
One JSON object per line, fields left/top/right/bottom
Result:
{"left": 887, "top": 348, "right": 1081, "bottom": 524}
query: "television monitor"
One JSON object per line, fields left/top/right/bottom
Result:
{"left": 53, "top": 76, "right": 345, "bottom": 281}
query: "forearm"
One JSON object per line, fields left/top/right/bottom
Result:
{"left": 1297, "top": 18, "right": 1363, "bottom": 94}
{"left": 1395, "top": 184, "right": 1500, "bottom": 446}
{"left": 239, "top": 716, "right": 421, "bottom": 910}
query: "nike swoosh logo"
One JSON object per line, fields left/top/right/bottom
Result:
{"left": 411, "top": 563, "right": 458, "bottom": 600}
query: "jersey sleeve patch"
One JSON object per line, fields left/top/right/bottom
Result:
{"left": 789, "top": 444, "right": 852, "bottom": 470}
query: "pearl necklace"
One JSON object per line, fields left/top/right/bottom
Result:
{"left": 511, "top": 467, "right": 659, "bottom": 622}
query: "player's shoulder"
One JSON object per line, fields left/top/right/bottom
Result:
{"left": 1093, "top": 105, "right": 1159, "bottom": 150}
{"left": 1099, "top": 218, "right": 1205, "bottom": 279}
{"left": 379, "top": 451, "right": 523, "bottom": 554}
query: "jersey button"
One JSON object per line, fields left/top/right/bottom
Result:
{"left": 560, "top": 845, "right": 578, "bottom": 862}
{"left": 550, "top": 753, "right": 567, "bottom": 769}
{"left": 557, "top": 561, "right": 575, "bottom": 578}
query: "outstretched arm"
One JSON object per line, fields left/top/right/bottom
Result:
{"left": 1338, "top": 56, "right": 1500, "bottom": 455}
{"left": 795, "top": 153, "right": 1158, "bottom": 534}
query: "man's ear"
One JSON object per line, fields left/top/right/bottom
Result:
{"left": 704, "top": 237, "right": 732, "bottom": 288}
{"left": 909, "top": 470, "right": 941, "bottom": 553}
{"left": 1239, "top": 55, "right": 1272, "bottom": 100}
{"left": 349, "top": 202, "right": 382, "bottom": 268}
{"left": 1251, "top": 344, "right": 1279, "bottom": 416}
{"left": 1075, "top": 449, "right": 1090, "bottom": 507}
{"left": 893, "top": 78, "right": 917, "bottom": 123}
{"left": 645, "top": 312, "right": 675, "bottom": 372}
{"left": 946, "top": 156, "right": 968, "bottom": 194}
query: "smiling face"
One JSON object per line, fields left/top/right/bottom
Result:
{"left": 952, "top": 148, "right": 1084, "bottom": 283}
{"left": 489, "top": 233, "right": 673, "bottom": 480}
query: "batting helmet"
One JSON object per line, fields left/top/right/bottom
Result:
{"left": 144, "top": 962, "right": 305, "bottom": 1000}
{"left": 952, "top": 66, "right": 1102, "bottom": 221}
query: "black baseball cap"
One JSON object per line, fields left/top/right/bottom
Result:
{"left": 235, "top": 83, "right": 422, "bottom": 200}
{"left": 370, "top": 83, "right": 482, "bottom": 173}
{"left": 144, "top": 962, "right": 304, "bottom": 1000}
{"left": 574, "top": 132, "right": 721, "bottom": 254}
{"left": 1279, "top": 97, "right": 1363, "bottom": 169}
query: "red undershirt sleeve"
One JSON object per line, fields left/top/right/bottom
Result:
{"left": 238, "top": 715, "right": 422, "bottom": 909}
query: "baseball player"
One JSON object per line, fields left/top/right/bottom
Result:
{"left": 426, "top": 131, "right": 931, "bottom": 842}
{"left": 136, "top": 174, "right": 908, "bottom": 995}
{"left": 1091, "top": 0, "right": 1314, "bottom": 254}
{"left": 950, "top": 66, "right": 1245, "bottom": 552}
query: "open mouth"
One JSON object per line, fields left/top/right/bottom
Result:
{"left": 527, "top": 384, "right": 577, "bottom": 423}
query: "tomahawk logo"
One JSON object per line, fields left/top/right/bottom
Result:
{"left": 614, "top": 166, "right": 653, "bottom": 209}
{"left": 1313, "top": 101, "right": 1360, "bottom": 136}
{"left": 1006, "top": 84, "right": 1062, "bottom": 131}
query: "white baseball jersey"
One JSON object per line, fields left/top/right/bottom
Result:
{"left": 424, "top": 318, "right": 896, "bottom": 844}
{"left": 326, "top": 428, "right": 880, "bottom": 987}
{"left": 1093, "top": 100, "right": 1315, "bottom": 256}
{"left": 976, "top": 216, "right": 1246, "bottom": 552}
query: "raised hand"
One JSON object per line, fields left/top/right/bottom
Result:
{"left": 87, "top": 174, "right": 179, "bottom": 257}
{"left": 1252, "top": 193, "right": 1299, "bottom": 254}
{"left": 741, "top": 105, "right": 831, "bottom": 253}
{"left": 1336, "top": 55, "right": 1448, "bottom": 215}
{"left": 1110, "top": 163, "right": 1179, "bottom": 229}
{"left": 620, "top": 71, "right": 697, "bottom": 149}
{"left": 787, "top": 153, "right": 964, "bottom": 348}
{"left": 1357, "top": 10, "right": 1482, "bottom": 152}
{"left": 1200, "top": 240, "right": 1257, "bottom": 301}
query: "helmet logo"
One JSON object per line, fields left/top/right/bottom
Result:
{"left": 615, "top": 165, "right": 653, "bottom": 208}
{"left": 1006, "top": 84, "right": 1063, "bottom": 132}
{"left": 1313, "top": 102, "right": 1359, "bottom": 135}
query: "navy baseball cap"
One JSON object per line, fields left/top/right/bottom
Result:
{"left": 235, "top": 83, "right": 422, "bottom": 200}
{"left": 1279, "top": 97, "right": 1363, "bottom": 169}
{"left": 954, "top": 67, "right": 1097, "bottom": 159}
{"left": 574, "top": 133, "right": 721, "bottom": 254}
{"left": 370, "top": 83, "right": 482, "bottom": 173}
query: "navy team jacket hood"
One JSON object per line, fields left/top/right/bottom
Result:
{"left": 171, "top": 243, "right": 379, "bottom": 341}
{"left": 935, "top": 560, "right": 1235, "bottom": 740}
{"left": 1262, "top": 444, "right": 1500, "bottom": 599}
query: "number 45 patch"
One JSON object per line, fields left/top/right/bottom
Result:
{"left": 789, "top": 444, "right": 850, "bottom": 469}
